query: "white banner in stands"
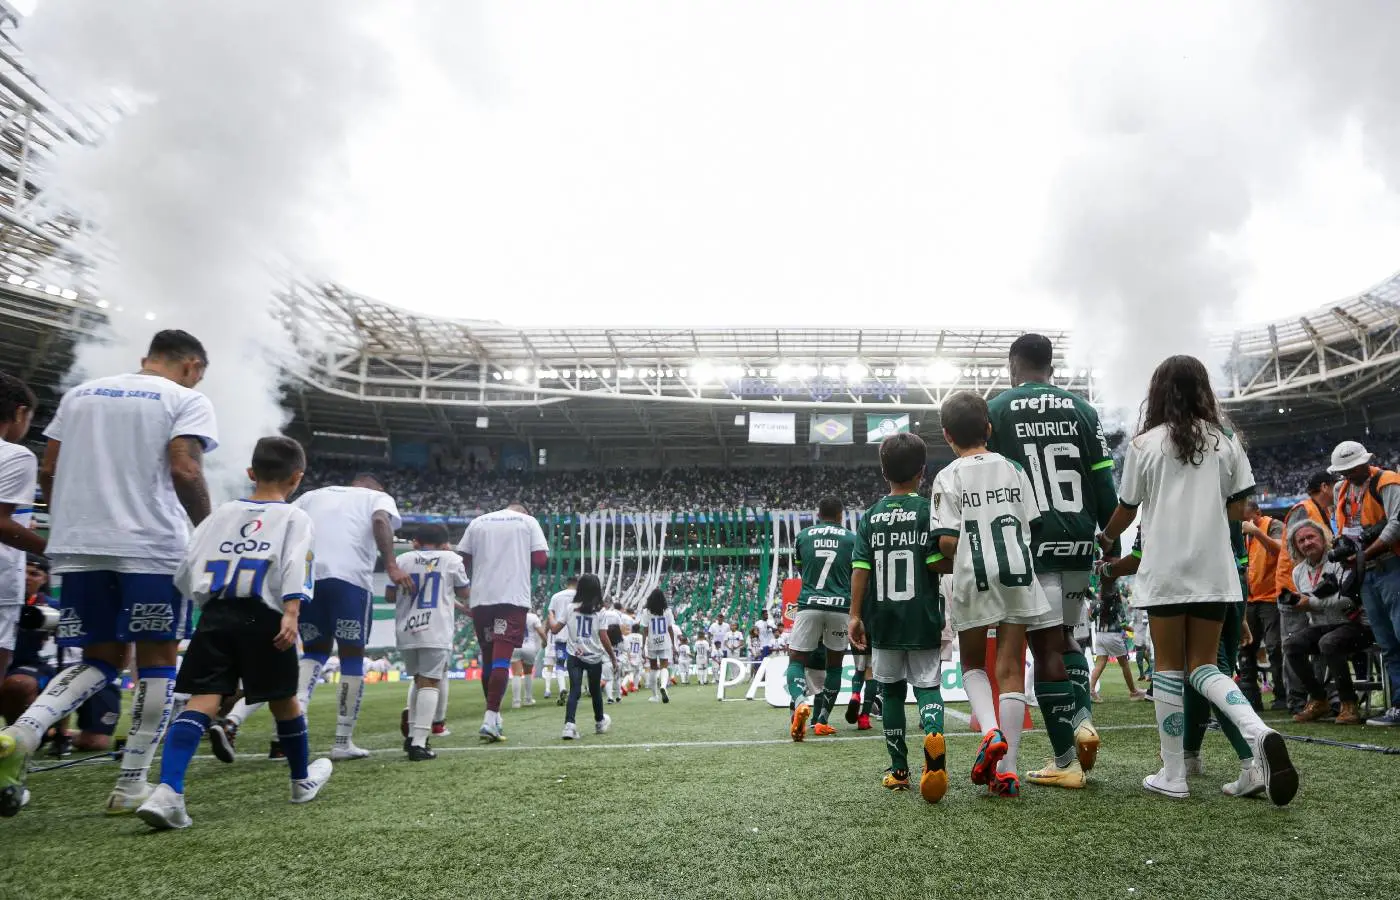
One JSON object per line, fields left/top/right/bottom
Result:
{"left": 715, "top": 650, "right": 1037, "bottom": 706}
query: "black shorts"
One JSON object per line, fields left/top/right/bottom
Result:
{"left": 175, "top": 602, "right": 298, "bottom": 704}
{"left": 1147, "top": 602, "right": 1229, "bottom": 622}
{"left": 77, "top": 683, "right": 121, "bottom": 735}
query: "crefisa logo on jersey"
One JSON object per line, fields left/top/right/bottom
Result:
{"left": 221, "top": 519, "right": 272, "bottom": 555}
{"left": 1009, "top": 395, "right": 1074, "bottom": 413}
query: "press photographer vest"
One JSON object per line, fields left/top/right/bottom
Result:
{"left": 1245, "top": 515, "right": 1281, "bottom": 602}
{"left": 1336, "top": 467, "right": 1400, "bottom": 547}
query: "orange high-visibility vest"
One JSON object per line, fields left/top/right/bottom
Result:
{"left": 1336, "top": 467, "right": 1400, "bottom": 535}
{"left": 1276, "top": 498, "right": 1332, "bottom": 596}
{"left": 1246, "top": 515, "right": 1281, "bottom": 603}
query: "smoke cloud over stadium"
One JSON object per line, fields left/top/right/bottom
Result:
{"left": 18, "top": 0, "right": 389, "bottom": 497}
{"left": 1045, "top": 0, "right": 1400, "bottom": 420}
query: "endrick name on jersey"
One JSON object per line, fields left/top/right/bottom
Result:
{"left": 1014, "top": 420, "right": 1079, "bottom": 439}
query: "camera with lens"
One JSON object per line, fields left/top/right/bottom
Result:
{"left": 19, "top": 603, "right": 59, "bottom": 633}
{"left": 1327, "top": 523, "right": 1386, "bottom": 564}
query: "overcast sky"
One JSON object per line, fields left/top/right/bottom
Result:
{"left": 310, "top": 1, "right": 1400, "bottom": 332}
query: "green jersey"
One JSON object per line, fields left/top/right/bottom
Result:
{"left": 794, "top": 523, "right": 856, "bottom": 612}
{"left": 986, "top": 381, "right": 1118, "bottom": 573}
{"left": 853, "top": 494, "right": 944, "bottom": 651}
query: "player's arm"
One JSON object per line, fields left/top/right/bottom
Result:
{"left": 848, "top": 521, "right": 871, "bottom": 650}
{"left": 373, "top": 509, "right": 414, "bottom": 595}
{"left": 168, "top": 436, "right": 213, "bottom": 525}
{"left": 549, "top": 616, "right": 565, "bottom": 635}
{"left": 38, "top": 439, "right": 59, "bottom": 507}
{"left": 1083, "top": 413, "right": 1119, "bottom": 530}
{"left": 0, "top": 454, "right": 44, "bottom": 554}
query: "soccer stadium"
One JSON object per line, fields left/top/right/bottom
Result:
{"left": 4, "top": 6, "right": 1400, "bottom": 900}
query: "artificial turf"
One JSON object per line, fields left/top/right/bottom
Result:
{"left": 4, "top": 677, "right": 1399, "bottom": 900}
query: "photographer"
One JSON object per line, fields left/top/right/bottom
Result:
{"left": 1328, "top": 441, "right": 1400, "bottom": 727}
{"left": 1282, "top": 520, "right": 1372, "bottom": 725}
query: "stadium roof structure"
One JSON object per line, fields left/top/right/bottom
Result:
{"left": 0, "top": 29, "right": 1398, "bottom": 460}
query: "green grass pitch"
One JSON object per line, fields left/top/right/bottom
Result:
{"left": 5, "top": 678, "right": 1399, "bottom": 900}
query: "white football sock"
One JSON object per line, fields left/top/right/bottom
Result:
{"left": 412, "top": 687, "right": 438, "bottom": 748}
{"left": 435, "top": 678, "right": 449, "bottom": 722}
{"left": 659, "top": 667, "right": 669, "bottom": 689}
{"left": 334, "top": 675, "right": 364, "bottom": 747}
{"left": 118, "top": 670, "right": 175, "bottom": 788}
{"left": 962, "top": 668, "right": 999, "bottom": 734}
{"left": 1153, "top": 670, "right": 1186, "bottom": 779}
{"left": 511, "top": 675, "right": 522, "bottom": 706}
{"left": 524, "top": 673, "right": 534, "bottom": 700}
{"left": 171, "top": 692, "right": 189, "bottom": 720}
{"left": 7, "top": 662, "right": 113, "bottom": 754}
{"left": 998, "top": 692, "right": 1027, "bottom": 776}
{"left": 1189, "top": 664, "right": 1269, "bottom": 743}
{"left": 405, "top": 682, "right": 417, "bottom": 722}
{"left": 226, "top": 698, "right": 263, "bottom": 728}
{"left": 297, "top": 657, "right": 325, "bottom": 715}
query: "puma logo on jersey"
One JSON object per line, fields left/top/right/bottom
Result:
{"left": 1009, "top": 395, "right": 1075, "bottom": 413}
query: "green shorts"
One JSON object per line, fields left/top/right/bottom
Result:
{"left": 1145, "top": 602, "right": 1229, "bottom": 621}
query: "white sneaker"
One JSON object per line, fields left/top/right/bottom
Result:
{"left": 511, "top": 701, "right": 522, "bottom": 709}
{"left": 595, "top": 714, "right": 612, "bottom": 735}
{"left": 478, "top": 722, "right": 505, "bottom": 743}
{"left": 135, "top": 784, "right": 192, "bottom": 830}
{"left": 524, "top": 698, "right": 536, "bottom": 707}
{"left": 1183, "top": 754, "right": 1205, "bottom": 777}
{"left": 1222, "top": 759, "right": 1267, "bottom": 798}
{"left": 1253, "top": 730, "right": 1299, "bottom": 807}
{"left": 105, "top": 781, "right": 155, "bottom": 815}
{"left": 1142, "top": 768, "right": 1189, "bottom": 800}
{"left": 648, "top": 696, "right": 660, "bottom": 703}
{"left": 19, "top": 788, "right": 29, "bottom": 809}
{"left": 330, "top": 742, "right": 371, "bottom": 761}
{"left": 291, "top": 758, "right": 333, "bottom": 804}
{"left": 562, "top": 722, "right": 579, "bottom": 741}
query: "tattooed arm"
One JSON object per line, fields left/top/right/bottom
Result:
{"left": 169, "top": 436, "right": 212, "bottom": 526}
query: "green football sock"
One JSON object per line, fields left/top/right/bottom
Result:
{"left": 912, "top": 685, "right": 944, "bottom": 735}
{"left": 1035, "top": 680, "right": 1079, "bottom": 768}
{"left": 785, "top": 659, "right": 808, "bottom": 707}
{"left": 849, "top": 667, "right": 866, "bottom": 701}
{"left": 881, "top": 680, "right": 908, "bottom": 771}
{"left": 816, "top": 665, "right": 842, "bottom": 725}
{"left": 862, "top": 677, "right": 879, "bottom": 715}
{"left": 1183, "top": 682, "right": 1210, "bottom": 755}
{"left": 1062, "top": 650, "right": 1093, "bottom": 728}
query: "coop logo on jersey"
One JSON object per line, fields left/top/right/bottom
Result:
{"left": 222, "top": 519, "right": 272, "bottom": 555}
{"left": 1009, "top": 395, "right": 1075, "bottom": 413}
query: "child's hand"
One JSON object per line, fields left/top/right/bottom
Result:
{"left": 274, "top": 613, "right": 299, "bottom": 650}
{"left": 848, "top": 616, "right": 867, "bottom": 651}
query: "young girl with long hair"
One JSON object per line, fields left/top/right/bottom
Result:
{"left": 550, "top": 574, "right": 616, "bottom": 740}
{"left": 1099, "top": 355, "right": 1297, "bottom": 805}
{"left": 641, "top": 588, "right": 677, "bottom": 704}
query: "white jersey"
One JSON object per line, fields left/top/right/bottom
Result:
{"left": 931, "top": 453, "right": 1052, "bottom": 630}
{"left": 45, "top": 372, "right": 218, "bottom": 572}
{"left": 564, "top": 605, "right": 607, "bottom": 664}
{"left": 175, "top": 499, "right": 315, "bottom": 615}
{"left": 1119, "top": 424, "right": 1254, "bottom": 607}
{"left": 625, "top": 632, "right": 644, "bottom": 663}
{"left": 642, "top": 610, "right": 676, "bottom": 657}
{"left": 676, "top": 643, "right": 692, "bottom": 667}
{"left": 694, "top": 638, "right": 711, "bottom": 662}
{"left": 293, "top": 486, "right": 401, "bottom": 592}
{"left": 0, "top": 439, "right": 37, "bottom": 605}
{"left": 522, "top": 611, "right": 543, "bottom": 653}
{"left": 725, "top": 632, "right": 743, "bottom": 656}
{"left": 456, "top": 508, "right": 548, "bottom": 609}
{"left": 393, "top": 549, "right": 469, "bottom": 651}
{"left": 757, "top": 619, "right": 774, "bottom": 649}
{"left": 547, "top": 588, "right": 576, "bottom": 638}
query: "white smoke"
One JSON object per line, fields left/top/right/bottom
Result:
{"left": 18, "top": 0, "right": 391, "bottom": 498}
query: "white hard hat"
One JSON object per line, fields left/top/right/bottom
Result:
{"left": 1328, "top": 440, "right": 1373, "bottom": 474}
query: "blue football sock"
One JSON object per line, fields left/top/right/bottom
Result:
{"left": 159, "top": 710, "right": 211, "bottom": 794}
{"left": 277, "top": 715, "right": 311, "bottom": 781}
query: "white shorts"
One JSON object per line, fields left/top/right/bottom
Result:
{"left": 645, "top": 652, "right": 671, "bottom": 663}
{"left": 0, "top": 604, "right": 18, "bottom": 651}
{"left": 1093, "top": 631, "right": 1129, "bottom": 659}
{"left": 511, "top": 644, "right": 539, "bottom": 664}
{"left": 788, "top": 609, "right": 850, "bottom": 653}
{"left": 401, "top": 647, "right": 450, "bottom": 680}
{"left": 1039, "top": 571, "right": 1091, "bottom": 642}
{"left": 871, "top": 647, "right": 943, "bottom": 689}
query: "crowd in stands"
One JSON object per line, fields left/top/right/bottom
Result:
{"left": 307, "top": 431, "right": 1400, "bottom": 519}
{"left": 301, "top": 460, "right": 884, "bottom": 516}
